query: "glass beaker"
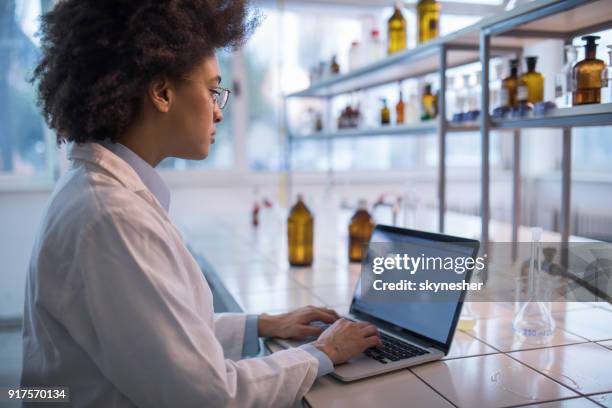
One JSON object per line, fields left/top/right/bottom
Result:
{"left": 512, "top": 228, "right": 556, "bottom": 344}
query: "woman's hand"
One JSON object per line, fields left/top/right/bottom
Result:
{"left": 312, "top": 319, "right": 381, "bottom": 365}
{"left": 258, "top": 305, "right": 340, "bottom": 339}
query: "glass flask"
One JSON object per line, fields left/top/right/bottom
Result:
{"left": 512, "top": 228, "right": 556, "bottom": 344}
{"left": 417, "top": 0, "right": 440, "bottom": 44}
{"left": 573, "top": 36, "right": 606, "bottom": 105}
{"left": 387, "top": 1, "right": 407, "bottom": 55}
{"left": 348, "top": 200, "right": 375, "bottom": 263}
{"left": 555, "top": 45, "right": 579, "bottom": 108}
{"left": 520, "top": 56, "right": 544, "bottom": 104}
{"left": 287, "top": 194, "right": 314, "bottom": 266}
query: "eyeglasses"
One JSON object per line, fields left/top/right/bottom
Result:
{"left": 210, "top": 86, "right": 231, "bottom": 110}
{"left": 182, "top": 77, "right": 232, "bottom": 110}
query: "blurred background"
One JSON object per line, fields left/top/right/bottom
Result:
{"left": 1, "top": 0, "right": 611, "bottom": 324}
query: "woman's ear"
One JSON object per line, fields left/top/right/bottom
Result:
{"left": 148, "top": 78, "right": 173, "bottom": 113}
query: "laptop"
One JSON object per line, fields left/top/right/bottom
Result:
{"left": 274, "top": 224, "right": 480, "bottom": 382}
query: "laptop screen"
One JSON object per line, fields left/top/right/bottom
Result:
{"left": 350, "top": 225, "right": 479, "bottom": 349}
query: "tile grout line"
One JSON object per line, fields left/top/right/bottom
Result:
{"left": 585, "top": 391, "right": 612, "bottom": 408}
{"left": 408, "top": 367, "right": 459, "bottom": 408}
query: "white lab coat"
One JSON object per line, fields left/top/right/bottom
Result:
{"left": 21, "top": 142, "right": 318, "bottom": 407}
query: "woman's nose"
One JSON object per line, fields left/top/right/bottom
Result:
{"left": 214, "top": 104, "right": 223, "bottom": 123}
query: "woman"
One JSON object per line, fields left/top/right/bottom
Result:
{"left": 21, "top": 1, "right": 381, "bottom": 407}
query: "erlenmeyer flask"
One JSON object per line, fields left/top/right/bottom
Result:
{"left": 513, "top": 228, "right": 556, "bottom": 344}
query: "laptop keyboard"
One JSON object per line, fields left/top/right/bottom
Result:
{"left": 307, "top": 321, "right": 429, "bottom": 364}
{"left": 365, "top": 332, "right": 429, "bottom": 364}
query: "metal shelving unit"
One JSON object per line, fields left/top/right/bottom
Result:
{"left": 479, "top": 0, "right": 612, "bottom": 259}
{"left": 283, "top": 0, "right": 612, "bottom": 253}
{"left": 284, "top": 32, "right": 519, "bottom": 233}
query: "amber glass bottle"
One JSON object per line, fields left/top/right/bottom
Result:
{"left": 396, "top": 89, "right": 405, "bottom": 124}
{"left": 417, "top": 0, "right": 440, "bottom": 44}
{"left": 519, "top": 57, "right": 544, "bottom": 104}
{"left": 387, "top": 1, "right": 407, "bottom": 55}
{"left": 381, "top": 98, "right": 391, "bottom": 125}
{"left": 330, "top": 55, "right": 340, "bottom": 75}
{"left": 573, "top": 36, "right": 606, "bottom": 105}
{"left": 501, "top": 59, "right": 519, "bottom": 108}
{"left": 348, "top": 200, "right": 375, "bottom": 263}
{"left": 287, "top": 194, "right": 313, "bottom": 266}
{"left": 421, "top": 83, "right": 438, "bottom": 120}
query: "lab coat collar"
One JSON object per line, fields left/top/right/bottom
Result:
{"left": 67, "top": 142, "right": 170, "bottom": 213}
{"left": 99, "top": 141, "right": 170, "bottom": 213}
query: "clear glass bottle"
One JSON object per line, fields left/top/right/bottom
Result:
{"left": 452, "top": 74, "right": 470, "bottom": 121}
{"left": 287, "top": 194, "right": 314, "bottom": 266}
{"left": 348, "top": 41, "right": 361, "bottom": 72}
{"left": 501, "top": 59, "right": 519, "bottom": 108}
{"left": 369, "top": 29, "right": 385, "bottom": 64}
{"left": 387, "top": 1, "right": 407, "bottom": 55}
{"left": 396, "top": 86, "right": 405, "bottom": 124}
{"left": 555, "top": 45, "right": 579, "bottom": 108}
{"left": 406, "top": 93, "right": 419, "bottom": 124}
{"left": 381, "top": 98, "right": 391, "bottom": 125}
{"left": 573, "top": 36, "right": 606, "bottom": 105}
{"left": 349, "top": 200, "right": 375, "bottom": 263}
{"left": 603, "top": 45, "right": 612, "bottom": 104}
{"left": 512, "top": 228, "right": 556, "bottom": 345}
{"left": 446, "top": 76, "right": 456, "bottom": 121}
{"left": 520, "top": 56, "right": 544, "bottom": 104}
{"left": 421, "top": 83, "right": 438, "bottom": 120}
{"left": 466, "top": 72, "right": 481, "bottom": 121}
{"left": 417, "top": 0, "right": 440, "bottom": 44}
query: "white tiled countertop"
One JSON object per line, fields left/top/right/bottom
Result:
{"left": 178, "top": 203, "right": 612, "bottom": 408}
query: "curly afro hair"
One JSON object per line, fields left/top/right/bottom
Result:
{"left": 32, "top": 0, "right": 259, "bottom": 144}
